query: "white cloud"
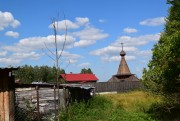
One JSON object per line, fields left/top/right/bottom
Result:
{"left": 0, "top": 51, "right": 41, "bottom": 66}
{"left": 49, "top": 20, "right": 79, "bottom": 30}
{"left": 73, "top": 27, "right": 109, "bottom": 47}
{"left": 69, "top": 59, "right": 78, "bottom": 64}
{"left": 60, "top": 51, "right": 82, "bottom": 59}
{"left": 0, "top": 58, "right": 21, "bottom": 65}
{"left": 57, "top": 51, "right": 82, "bottom": 64}
{"left": 11, "top": 20, "right": 20, "bottom": 28}
{"left": 4, "top": 35, "right": 76, "bottom": 52}
{"left": 0, "top": 51, "right": 7, "bottom": 56}
{"left": 90, "top": 33, "right": 159, "bottom": 62}
{"left": 75, "top": 17, "right": 89, "bottom": 26}
{"left": 90, "top": 46, "right": 137, "bottom": 56}
{"left": 123, "top": 27, "right": 138, "bottom": 33}
{"left": 0, "top": 11, "right": 20, "bottom": 30}
{"left": 2, "top": 35, "right": 77, "bottom": 65}
{"left": 139, "top": 17, "right": 165, "bottom": 26}
{"left": 4, "top": 45, "right": 32, "bottom": 53}
{"left": 49, "top": 18, "right": 108, "bottom": 47}
{"left": 73, "top": 27, "right": 108, "bottom": 40}
{"left": 125, "top": 56, "right": 136, "bottom": 61}
{"left": 102, "top": 55, "right": 135, "bottom": 62}
{"left": 12, "top": 51, "right": 41, "bottom": 60}
{"left": 74, "top": 40, "right": 96, "bottom": 47}
{"left": 5, "top": 31, "right": 19, "bottom": 38}
{"left": 78, "top": 62, "right": 91, "bottom": 67}
{"left": 49, "top": 17, "right": 90, "bottom": 30}
{"left": 112, "top": 33, "right": 160, "bottom": 47}
{"left": 102, "top": 56, "right": 120, "bottom": 62}
{"left": 138, "top": 50, "right": 152, "bottom": 56}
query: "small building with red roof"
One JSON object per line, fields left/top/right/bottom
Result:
{"left": 60, "top": 73, "right": 98, "bottom": 83}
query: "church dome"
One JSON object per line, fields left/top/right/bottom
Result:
{"left": 120, "top": 50, "right": 126, "bottom": 56}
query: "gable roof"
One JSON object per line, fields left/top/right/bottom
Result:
{"left": 60, "top": 74, "right": 98, "bottom": 83}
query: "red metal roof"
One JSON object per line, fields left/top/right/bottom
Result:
{"left": 60, "top": 74, "right": 98, "bottom": 83}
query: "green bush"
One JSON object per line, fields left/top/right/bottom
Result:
{"left": 147, "top": 102, "right": 180, "bottom": 121}
{"left": 60, "top": 96, "right": 112, "bottom": 121}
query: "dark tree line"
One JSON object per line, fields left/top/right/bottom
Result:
{"left": 80, "top": 68, "right": 93, "bottom": 74}
{"left": 15, "top": 65, "right": 65, "bottom": 84}
{"left": 14, "top": 65, "right": 93, "bottom": 84}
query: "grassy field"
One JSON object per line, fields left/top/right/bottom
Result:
{"left": 60, "top": 91, "right": 164, "bottom": 121}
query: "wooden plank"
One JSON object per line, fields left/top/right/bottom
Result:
{"left": 4, "top": 91, "right": 9, "bottom": 121}
{"left": 9, "top": 91, "right": 15, "bottom": 121}
{"left": 0, "top": 92, "right": 5, "bottom": 121}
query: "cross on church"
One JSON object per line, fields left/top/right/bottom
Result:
{"left": 120, "top": 42, "right": 124, "bottom": 51}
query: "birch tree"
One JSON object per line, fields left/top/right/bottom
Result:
{"left": 44, "top": 14, "right": 67, "bottom": 84}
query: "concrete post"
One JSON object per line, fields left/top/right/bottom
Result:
{"left": 0, "top": 68, "right": 17, "bottom": 121}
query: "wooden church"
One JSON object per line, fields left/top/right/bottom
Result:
{"left": 108, "top": 43, "right": 139, "bottom": 82}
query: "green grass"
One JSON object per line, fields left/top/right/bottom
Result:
{"left": 59, "top": 91, "right": 161, "bottom": 121}
{"left": 104, "top": 91, "right": 162, "bottom": 112}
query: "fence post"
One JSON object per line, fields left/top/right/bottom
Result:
{"left": 54, "top": 85, "right": 57, "bottom": 121}
{"left": 58, "top": 84, "right": 61, "bottom": 121}
{"left": 0, "top": 68, "right": 17, "bottom": 121}
{"left": 36, "top": 86, "right": 40, "bottom": 121}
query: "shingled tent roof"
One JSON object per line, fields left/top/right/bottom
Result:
{"left": 117, "top": 43, "right": 131, "bottom": 75}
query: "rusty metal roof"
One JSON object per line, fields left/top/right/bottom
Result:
{"left": 60, "top": 74, "right": 98, "bottom": 83}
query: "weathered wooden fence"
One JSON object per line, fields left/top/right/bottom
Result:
{"left": 15, "top": 86, "right": 62, "bottom": 121}
{"left": 85, "top": 81, "right": 144, "bottom": 93}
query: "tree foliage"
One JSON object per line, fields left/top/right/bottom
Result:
{"left": 15, "top": 65, "right": 65, "bottom": 84}
{"left": 80, "top": 68, "right": 93, "bottom": 74}
{"left": 142, "top": 0, "right": 180, "bottom": 103}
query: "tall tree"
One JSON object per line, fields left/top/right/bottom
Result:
{"left": 142, "top": 0, "right": 180, "bottom": 104}
{"left": 43, "top": 14, "right": 67, "bottom": 84}
{"left": 44, "top": 16, "right": 67, "bottom": 118}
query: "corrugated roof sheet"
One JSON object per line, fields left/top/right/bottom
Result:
{"left": 61, "top": 84, "right": 95, "bottom": 90}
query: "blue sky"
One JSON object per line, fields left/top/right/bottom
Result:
{"left": 0, "top": 0, "right": 170, "bottom": 81}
